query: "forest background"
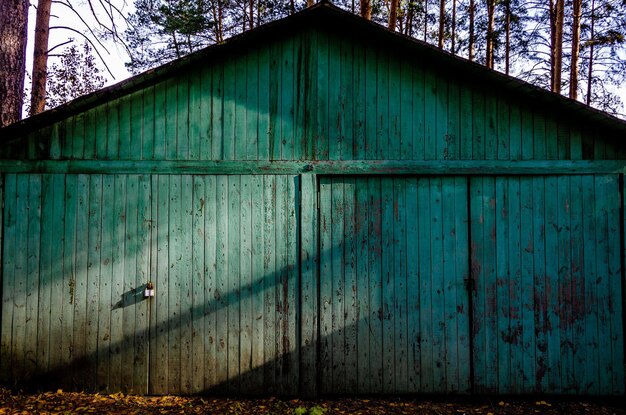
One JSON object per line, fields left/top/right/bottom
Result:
{"left": 1, "top": 0, "right": 625, "bottom": 128}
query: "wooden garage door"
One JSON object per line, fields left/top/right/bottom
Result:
{"left": 318, "top": 176, "right": 471, "bottom": 394}
{"left": 148, "top": 174, "right": 300, "bottom": 395}
{"left": 470, "top": 175, "right": 625, "bottom": 395}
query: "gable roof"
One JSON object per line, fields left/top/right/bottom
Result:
{"left": 2, "top": 0, "right": 626, "bottom": 140}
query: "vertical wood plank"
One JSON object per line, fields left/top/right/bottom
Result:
{"left": 417, "top": 178, "right": 433, "bottom": 392}
{"left": 355, "top": 177, "right": 371, "bottom": 393}
{"left": 203, "top": 176, "right": 217, "bottom": 391}
{"left": 281, "top": 37, "right": 295, "bottom": 160}
{"left": 85, "top": 175, "right": 101, "bottom": 390}
{"left": 257, "top": 47, "right": 270, "bottom": 161}
{"left": 388, "top": 56, "right": 401, "bottom": 160}
{"left": 210, "top": 64, "right": 224, "bottom": 160}
{"left": 168, "top": 175, "right": 182, "bottom": 394}
{"left": 376, "top": 49, "right": 389, "bottom": 159}
{"left": 330, "top": 178, "right": 345, "bottom": 392}
{"left": 129, "top": 91, "right": 143, "bottom": 159}
{"left": 381, "top": 177, "right": 395, "bottom": 393}
{"left": 165, "top": 78, "right": 178, "bottom": 161}
{"left": 227, "top": 176, "right": 241, "bottom": 392}
{"left": 239, "top": 175, "right": 253, "bottom": 391}
{"left": 399, "top": 61, "right": 413, "bottom": 160}
{"left": 262, "top": 175, "right": 276, "bottom": 392}
{"left": 73, "top": 175, "right": 89, "bottom": 389}
{"left": 251, "top": 175, "right": 265, "bottom": 393}
{"left": 180, "top": 175, "right": 193, "bottom": 392}
{"left": 423, "top": 69, "right": 436, "bottom": 160}
{"left": 340, "top": 38, "right": 354, "bottom": 161}
{"left": 153, "top": 82, "right": 167, "bottom": 160}
{"left": 246, "top": 51, "right": 259, "bottom": 161}
{"left": 142, "top": 86, "right": 155, "bottom": 160}
{"left": 176, "top": 75, "right": 190, "bottom": 160}
{"left": 214, "top": 175, "right": 228, "bottom": 392}
{"left": 110, "top": 175, "right": 127, "bottom": 391}
{"left": 405, "top": 178, "right": 421, "bottom": 392}
{"left": 190, "top": 176, "right": 205, "bottom": 393}
{"left": 1, "top": 175, "right": 16, "bottom": 383}
{"left": 393, "top": 178, "right": 408, "bottom": 392}
{"left": 189, "top": 69, "right": 202, "bottom": 161}
{"left": 234, "top": 55, "right": 248, "bottom": 161}
{"left": 343, "top": 178, "right": 358, "bottom": 392}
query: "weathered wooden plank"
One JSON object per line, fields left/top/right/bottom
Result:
{"left": 250, "top": 175, "right": 265, "bottom": 393}
{"left": 328, "top": 37, "right": 343, "bottom": 161}
{"left": 434, "top": 74, "right": 448, "bottom": 160}
{"left": 286, "top": 175, "right": 299, "bottom": 394}
{"left": 246, "top": 51, "right": 259, "bottom": 161}
{"left": 612, "top": 177, "right": 626, "bottom": 394}
{"left": 0, "top": 175, "right": 16, "bottom": 382}
{"left": 117, "top": 96, "right": 130, "bottom": 159}
{"left": 234, "top": 54, "right": 248, "bottom": 161}
{"left": 533, "top": 112, "right": 547, "bottom": 159}
{"left": 268, "top": 42, "right": 282, "bottom": 161}
{"left": 343, "top": 178, "right": 358, "bottom": 391}
{"left": 364, "top": 44, "right": 377, "bottom": 160}
{"left": 239, "top": 175, "right": 253, "bottom": 392}
{"left": 544, "top": 176, "right": 561, "bottom": 392}
{"left": 110, "top": 175, "right": 127, "bottom": 391}
{"left": 556, "top": 175, "right": 573, "bottom": 392}
{"left": 135, "top": 174, "right": 150, "bottom": 394}
{"left": 214, "top": 176, "right": 229, "bottom": 393}
{"left": 494, "top": 177, "right": 510, "bottom": 393}
{"left": 190, "top": 176, "right": 205, "bottom": 393}
{"left": 176, "top": 75, "right": 190, "bottom": 159}
{"left": 153, "top": 82, "right": 167, "bottom": 161}
{"left": 399, "top": 61, "right": 413, "bottom": 160}
{"left": 545, "top": 118, "right": 558, "bottom": 160}
{"left": 188, "top": 69, "right": 202, "bottom": 161}
{"left": 509, "top": 104, "right": 522, "bottom": 161}
{"left": 442, "top": 177, "right": 459, "bottom": 392}
{"left": 60, "top": 175, "right": 77, "bottom": 389}
{"left": 459, "top": 85, "right": 472, "bottom": 160}
{"left": 274, "top": 175, "right": 288, "bottom": 393}
{"left": 506, "top": 177, "right": 523, "bottom": 393}
{"left": 299, "top": 173, "right": 317, "bottom": 396}
{"left": 129, "top": 91, "right": 143, "bottom": 159}
{"left": 72, "top": 114, "right": 85, "bottom": 158}
{"left": 257, "top": 47, "right": 270, "bottom": 161}
{"left": 405, "top": 178, "right": 420, "bottom": 392}
{"left": 151, "top": 175, "right": 170, "bottom": 394}
{"left": 281, "top": 37, "right": 295, "bottom": 161}
{"left": 262, "top": 175, "right": 276, "bottom": 392}
{"left": 227, "top": 175, "right": 241, "bottom": 393}
{"left": 367, "top": 177, "right": 383, "bottom": 392}
{"left": 472, "top": 88, "right": 485, "bottom": 160}
{"left": 497, "top": 97, "right": 510, "bottom": 160}
{"left": 210, "top": 64, "right": 224, "bottom": 160}
{"left": 388, "top": 56, "right": 401, "bottom": 160}
{"left": 484, "top": 93, "right": 498, "bottom": 160}
{"left": 197, "top": 68, "right": 211, "bottom": 160}
{"left": 49, "top": 175, "right": 65, "bottom": 380}
{"left": 446, "top": 79, "right": 460, "bottom": 161}
{"left": 417, "top": 178, "right": 433, "bottom": 392}
{"left": 313, "top": 32, "right": 331, "bottom": 160}
{"left": 142, "top": 86, "right": 155, "bottom": 160}
{"left": 581, "top": 175, "right": 599, "bottom": 394}
{"left": 569, "top": 175, "right": 585, "bottom": 393}
{"left": 423, "top": 69, "right": 437, "bottom": 161}
{"left": 319, "top": 177, "right": 332, "bottom": 394}
{"left": 165, "top": 78, "right": 178, "bottom": 161}
{"left": 354, "top": 177, "right": 370, "bottom": 393}
{"left": 35, "top": 175, "right": 52, "bottom": 378}
{"left": 429, "top": 177, "right": 446, "bottom": 391}
{"left": 119, "top": 175, "right": 135, "bottom": 392}
{"left": 532, "top": 176, "right": 549, "bottom": 392}
{"left": 331, "top": 178, "right": 346, "bottom": 392}
{"left": 167, "top": 175, "right": 182, "bottom": 394}
{"left": 106, "top": 100, "right": 120, "bottom": 160}
{"left": 469, "top": 177, "right": 486, "bottom": 391}
{"left": 16, "top": 175, "right": 33, "bottom": 381}
{"left": 340, "top": 37, "right": 354, "bottom": 161}
{"left": 180, "top": 175, "right": 193, "bottom": 392}
{"left": 453, "top": 176, "right": 471, "bottom": 393}
{"left": 393, "top": 178, "right": 408, "bottom": 392}
{"left": 519, "top": 177, "right": 536, "bottom": 393}
{"left": 202, "top": 176, "right": 217, "bottom": 391}
{"left": 97, "top": 175, "right": 115, "bottom": 390}
{"left": 85, "top": 175, "right": 102, "bottom": 390}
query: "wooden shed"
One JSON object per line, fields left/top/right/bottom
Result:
{"left": 1, "top": 2, "right": 625, "bottom": 397}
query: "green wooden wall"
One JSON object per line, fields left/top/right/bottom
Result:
{"left": 1, "top": 16, "right": 625, "bottom": 396}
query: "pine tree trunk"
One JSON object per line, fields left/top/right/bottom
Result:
{"left": 0, "top": 0, "right": 28, "bottom": 126}
{"left": 468, "top": 0, "right": 475, "bottom": 61}
{"left": 438, "top": 0, "right": 446, "bottom": 48}
{"left": 360, "top": 0, "right": 372, "bottom": 19}
{"left": 549, "top": 0, "right": 564, "bottom": 94}
{"left": 505, "top": 0, "right": 510, "bottom": 75}
{"left": 30, "top": 0, "right": 52, "bottom": 115}
{"left": 451, "top": 0, "right": 456, "bottom": 54}
{"left": 569, "top": 0, "right": 582, "bottom": 99}
{"left": 485, "top": 0, "right": 496, "bottom": 68}
{"left": 389, "top": 0, "right": 399, "bottom": 30}
{"left": 586, "top": 0, "right": 596, "bottom": 105}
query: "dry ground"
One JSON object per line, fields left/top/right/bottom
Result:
{"left": 0, "top": 388, "right": 625, "bottom": 415}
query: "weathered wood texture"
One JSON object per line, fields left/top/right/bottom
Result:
{"left": 471, "top": 175, "right": 624, "bottom": 394}
{"left": 319, "top": 176, "right": 471, "bottom": 394}
{"left": 0, "top": 174, "right": 300, "bottom": 395}
{"left": 0, "top": 15, "right": 625, "bottom": 397}
{"left": 1, "top": 29, "right": 624, "bottom": 163}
